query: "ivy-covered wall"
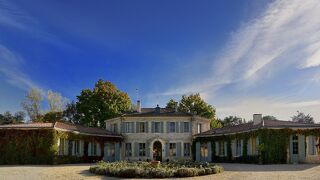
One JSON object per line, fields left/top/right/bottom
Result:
{"left": 0, "top": 129, "right": 58, "bottom": 164}
{"left": 193, "top": 128, "right": 320, "bottom": 164}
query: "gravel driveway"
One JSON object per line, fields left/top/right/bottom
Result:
{"left": 0, "top": 163, "right": 320, "bottom": 180}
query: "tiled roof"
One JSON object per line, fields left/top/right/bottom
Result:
{"left": 0, "top": 121, "right": 122, "bottom": 138}
{"left": 0, "top": 123, "right": 54, "bottom": 128}
{"left": 196, "top": 119, "right": 320, "bottom": 137}
{"left": 122, "top": 107, "right": 193, "bottom": 117}
{"left": 54, "top": 122, "right": 121, "bottom": 137}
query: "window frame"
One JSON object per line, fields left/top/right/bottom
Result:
{"left": 139, "top": 122, "right": 145, "bottom": 133}
{"left": 183, "top": 122, "right": 190, "bottom": 133}
{"left": 154, "top": 122, "right": 161, "bottom": 133}
{"left": 236, "top": 139, "right": 242, "bottom": 156}
{"left": 169, "top": 122, "right": 176, "bottom": 133}
{"left": 219, "top": 141, "right": 225, "bottom": 156}
{"left": 139, "top": 143, "right": 146, "bottom": 156}
{"left": 184, "top": 143, "right": 191, "bottom": 157}
{"left": 169, "top": 143, "right": 177, "bottom": 157}
{"left": 125, "top": 143, "right": 132, "bottom": 157}
{"left": 200, "top": 142, "right": 208, "bottom": 160}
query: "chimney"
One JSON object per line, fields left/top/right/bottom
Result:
{"left": 137, "top": 100, "right": 141, "bottom": 113}
{"left": 253, "top": 114, "right": 263, "bottom": 125}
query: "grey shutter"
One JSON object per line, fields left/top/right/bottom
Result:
{"left": 104, "top": 143, "right": 108, "bottom": 161}
{"left": 299, "top": 135, "right": 306, "bottom": 161}
{"left": 88, "top": 142, "right": 92, "bottom": 156}
{"left": 180, "top": 122, "right": 184, "bottom": 133}
{"left": 136, "top": 122, "right": 139, "bottom": 133}
{"left": 161, "top": 122, "right": 164, "bottom": 133}
{"left": 135, "top": 142, "right": 139, "bottom": 157}
{"left": 97, "top": 143, "right": 101, "bottom": 156}
{"left": 166, "top": 143, "right": 170, "bottom": 157}
{"left": 196, "top": 142, "right": 200, "bottom": 161}
{"left": 121, "top": 122, "right": 125, "bottom": 133}
{"left": 145, "top": 121, "right": 148, "bottom": 133}
{"left": 224, "top": 142, "right": 227, "bottom": 156}
{"left": 167, "top": 122, "right": 170, "bottom": 133}
{"left": 115, "top": 143, "right": 120, "bottom": 161}
{"left": 146, "top": 142, "right": 150, "bottom": 157}
{"left": 151, "top": 122, "right": 155, "bottom": 133}
{"left": 207, "top": 142, "right": 212, "bottom": 162}
{"left": 177, "top": 142, "right": 181, "bottom": 157}
{"left": 175, "top": 122, "right": 179, "bottom": 133}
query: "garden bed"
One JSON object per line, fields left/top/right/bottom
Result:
{"left": 89, "top": 160, "right": 224, "bottom": 178}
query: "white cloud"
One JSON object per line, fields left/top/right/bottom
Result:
{"left": 0, "top": 44, "right": 40, "bottom": 91}
{"left": 217, "top": 98, "right": 320, "bottom": 122}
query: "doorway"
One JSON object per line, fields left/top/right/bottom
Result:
{"left": 153, "top": 141, "right": 162, "bottom": 161}
{"left": 291, "top": 135, "right": 299, "bottom": 164}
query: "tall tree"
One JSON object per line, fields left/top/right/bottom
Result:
{"left": 76, "top": 79, "right": 131, "bottom": 128}
{"left": 166, "top": 99, "right": 178, "bottom": 109}
{"left": 222, "top": 116, "right": 244, "bottom": 126}
{"left": 210, "top": 119, "right": 223, "bottom": 129}
{"left": 178, "top": 93, "right": 216, "bottom": 119}
{"left": 21, "top": 88, "right": 43, "bottom": 122}
{"left": 291, "top": 111, "right": 314, "bottom": 124}
{"left": 63, "top": 101, "right": 79, "bottom": 124}
{"left": 42, "top": 111, "right": 63, "bottom": 123}
{"left": 0, "top": 111, "right": 25, "bottom": 124}
{"left": 47, "top": 90, "right": 68, "bottom": 112}
{"left": 263, "top": 115, "right": 277, "bottom": 121}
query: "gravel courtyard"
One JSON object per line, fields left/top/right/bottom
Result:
{"left": 0, "top": 163, "right": 320, "bottom": 180}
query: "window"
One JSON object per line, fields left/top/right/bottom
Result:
{"left": 154, "top": 122, "right": 161, "bottom": 133}
{"left": 292, "top": 135, "right": 298, "bottom": 154}
{"left": 184, "top": 143, "right": 191, "bottom": 157}
{"left": 74, "top": 140, "right": 80, "bottom": 155}
{"left": 125, "top": 122, "right": 134, "bottom": 133}
{"left": 139, "top": 143, "right": 146, "bottom": 156}
{"left": 236, "top": 140, "right": 242, "bottom": 156}
{"left": 197, "top": 123, "right": 202, "bottom": 133}
{"left": 111, "top": 123, "right": 117, "bottom": 132}
{"left": 125, "top": 143, "right": 132, "bottom": 157}
{"left": 309, "top": 136, "right": 316, "bottom": 155}
{"left": 200, "top": 142, "right": 208, "bottom": 160}
{"left": 91, "top": 142, "right": 97, "bottom": 156}
{"left": 139, "top": 122, "right": 146, "bottom": 133}
{"left": 59, "top": 138, "right": 65, "bottom": 155}
{"left": 183, "top": 122, "right": 190, "bottom": 133}
{"left": 169, "top": 122, "right": 176, "bottom": 133}
{"left": 219, "top": 141, "right": 225, "bottom": 156}
{"left": 169, "top": 143, "right": 177, "bottom": 156}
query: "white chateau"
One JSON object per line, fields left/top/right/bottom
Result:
{"left": 105, "top": 101, "right": 210, "bottom": 161}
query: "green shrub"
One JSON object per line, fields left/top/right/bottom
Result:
{"left": 118, "top": 168, "right": 142, "bottom": 178}
{"left": 176, "top": 168, "right": 199, "bottom": 177}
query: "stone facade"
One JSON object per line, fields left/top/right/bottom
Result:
{"left": 105, "top": 114, "right": 210, "bottom": 161}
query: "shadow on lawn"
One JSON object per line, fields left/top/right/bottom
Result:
{"left": 78, "top": 169, "right": 122, "bottom": 180}
{"left": 219, "top": 163, "right": 320, "bottom": 172}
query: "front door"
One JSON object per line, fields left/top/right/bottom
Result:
{"left": 291, "top": 135, "right": 299, "bottom": 164}
{"left": 153, "top": 141, "right": 162, "bottom": 161}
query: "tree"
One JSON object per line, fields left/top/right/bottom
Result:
{"left": 63, "top": 101, "right": 79, "bottom": 124}
{"left": 0, "top": 111, "right": 25, "bottom": 124}
{"left": 291, "top": 111, "right": 314, "bottom": 124}
{"left": 178, "top": 93, "right": 216, "bottom": 119}
{"left": 166, "top": 99, "right": 178, "bottom": 109}
{"left": 21, "top": 88, "right": 43, "bottom": 122}
{"left": 75, "top": 79, "right": 131, "bottom": 128}
{"left": 47, "top": 90, "right": 68, "bottom": 112}
{"left": 222, "top": 116, "right": 244, "bottom": 126}
{"left": 42, "top": 111, "right": 63, "bottom": 123}
{"left": 263, "top": 115, "right": 277, "bottom": 121}
{"left": 210, "top": 119, "right": 223, "bottom": 129}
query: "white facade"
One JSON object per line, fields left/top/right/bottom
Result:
{"left": 105, "top": 115, "right": 210, "bottom": 161}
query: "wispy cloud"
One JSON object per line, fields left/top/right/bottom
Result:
{"left": 0, "top": 0, "right": 72, "bottom": 49}
{"left": 0, "top": 44, "right": 39, "bottom": 90}
{"left": 154, "top": 0, "right": 320, "bottom": 120}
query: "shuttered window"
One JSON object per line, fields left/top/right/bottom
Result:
{"left": 236, "top": 140, "right": 242, "bottom": 156}
{"left": 154, "top": 122, "right": 161, "bottom": 133}
{"left": 169, "top": 122, "right": 176, "bottom": 133}
{"left": 200, "top": 142, "right": 208, "bottom": 160}
{"left": 169, "top": 143, "right": 177, "bottom": 156}
{"left": 183, "top": 122, "right": 190, "bottom": 133}
{"left": 184, "top": 143, "right": 191, "bottom": 157}
{"left": 219, "top": 141, "right": 225, "bottom": 156}
{"left": 125, "top": 143, "right": 132, "bottom": 157}
{"left": 139, "top": 143, "right": 146, "bottom": 156}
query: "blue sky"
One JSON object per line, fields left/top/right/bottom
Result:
{"left": 1, "top": 0, "right": 320, "bottom": 121}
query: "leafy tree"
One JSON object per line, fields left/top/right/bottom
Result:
{"left": 166, "top": 99, "right": 178, "bottom": 109}
{"left": 75, "top": 79, "right": 131, "bottom": 128}
{"left": 21, "top": 88, "right": 43, "bottom": 122}
{"left": 210, "top": 119, "right": 223, "bottom": 129}
{"left": 178, "top": 93, "right": 216, "bottom": 119}
{"left": 63, "top": 101, "right": 79, "bottom": 124}
{"left": 47, "top": 90, "right": 68, "bottom": 112}
{"left": 263, "top": 115, "right": 277, "bottom": 121}
{"left": 222, "top": 116, "right": 244, "bottom": 126}
{"left": 291, "top": 111, "right": 314, "bottom": 124}
{"left": 42, "top": 111, "right": 63, "bottom": 123}
{"left": 0, "top": 111, "right": 25, "bottom": 124}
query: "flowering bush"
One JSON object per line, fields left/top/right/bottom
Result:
{"left": 89, "top": 160, "right": 223, "bottom": 178}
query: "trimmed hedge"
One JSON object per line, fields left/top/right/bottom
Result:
{"left": 0, "top": 129, "right": 57, "bottom": 164}
{"left": 89, "top": 160, "right": 224, "bottom": 178}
